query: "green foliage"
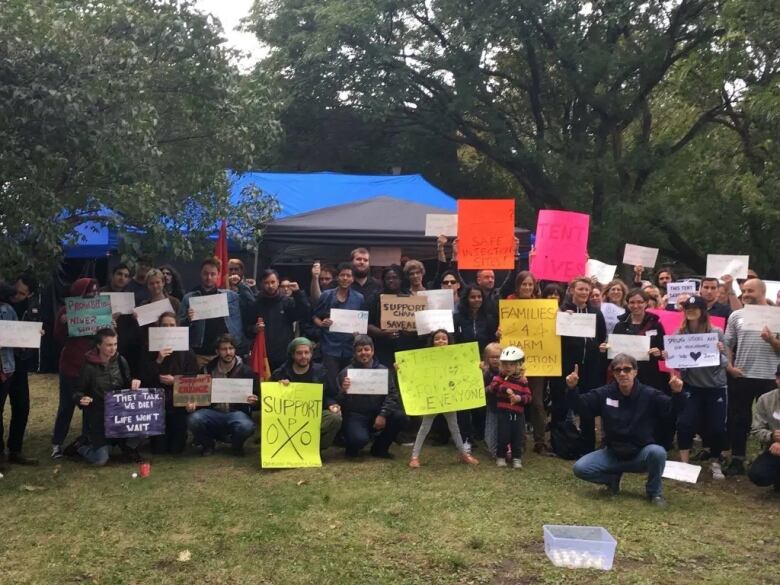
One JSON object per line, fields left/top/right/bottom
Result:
{"left": 0, "top": 0, "right": 281, "bottom": 280}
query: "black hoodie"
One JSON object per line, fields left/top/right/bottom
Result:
{"left": 337, "top": 359, "right": 401, "bottom": 417}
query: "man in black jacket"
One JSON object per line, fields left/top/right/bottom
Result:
{"left": 566, "top": 353, "right": 685, "bottom": 507}
{"left": 270, "top": 337, "right": 342, "bottom": 450}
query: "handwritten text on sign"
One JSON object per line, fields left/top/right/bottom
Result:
{"left": 66, "top": 295, "right": 113, "bottom": 337}
{"left": 380, "top": 294, "right": 427, "bottom": 331}
{"left": 104, "top": 389, "right": 165, "bottom": 438}
{"left": 457, "top": 199, "right": 515, "bottom": 269}
{"left": 261, "top": 382, "right": 322, "bottom": 469}
{"left": 556, "top": 312, "right": 597, "bottom": 338}
{"left": 530, "top": 210, "right": 589, "bottom": 282}
{"left": 0, "top": 321, "right": 43, "bottom": 349}
{"left": 173, "top": 375, "right": 211, "bottom": 407}
{"left": 664, "top": 333, "right": 720, "bottom": 369}
{"left": 396, "top": 342, "right": 485, "bottom": 416}
{"left": 189, "top": 294, "right": 229, "bottom": 321}
{"left": 499, "top": 299, "right": 561, "bottom": 376}
{"left": 346, "top": 369, "right": 388, "bottom": 395}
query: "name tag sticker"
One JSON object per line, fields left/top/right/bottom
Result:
{"left": 606, "top": 398, "right": 619, "bottom": 408}
{"left": 772, "top": 410, "right": 780, "bottom": 421}
{"left": 645, "top": 330, "right": 657, "bottom": 337}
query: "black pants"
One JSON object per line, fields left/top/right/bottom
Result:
{"left": 496, "top": 410, "right": 525, "bottom": 459}
{"left": 0, "top": 364, "right": 31, "bottom": 453}
{"left": 748, "top": 449, "right": 780, "bottom": 490}
{"left": 728, "top": 377, "right": 775, "bottom": 457}
{"left": 342, "top": 410, "right": 407, "bottom": 456}
{"left": 322, "top": 354, "right": 352, "bottom": 397}
{"left": 150, "top": 407, "right": 189, "bottom": 454}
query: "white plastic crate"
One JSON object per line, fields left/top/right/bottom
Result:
{"left": 543, "top": 525, "right": 617, "bottom": 570}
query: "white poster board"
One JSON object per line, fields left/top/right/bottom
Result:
{"left": 600, "top": 303, "right": 626, "bottom": 335}
{"left": 148, "top": 327, "right": 190, "bottom": 352}
{"left": 417, "top": 289, "right": 455, "bottom": 311}
{"left": 0, "top": 321, "right": 42, "bottom": 348}
{"left": 210, "top": 378, "right": 254, "bottom": 403}
{"left": 329, "top": 309, "right": 369, "bottom": 334}
{"left": 764, "top": 280, "right": 780, "bottom": 303}
{"left": 346, "top": 369, "right": 388, "bottom": 395}
{"left": 425, "top": 214, "right": 458, "bottom": 237}
{"left": 556, "top": 312, "right": 597, "bottom": 337}
{"left": 585, "top": 259, "right": 617, "bottom": 284}
{"left": 706, "top": 254, "right": 749, "bottom": 279}
{"left": 666, "top": 281, "right": 697, "bottom": 305}
{"left": 189, "top": 294, "right": 229, "bottom": 321}
{"left": 104, "top": 292, "right": 136, "bottom": 316}
{"left": 622, "top": 244, "right": 659, "bottom": 268}
{"left": 414, "top": 310, "right": 455, "bottom": 336}
{"left": 663, "top": 333, "right": 720, "bottom": 369}
{"left": 741, "top": 305, "right": 780, "bottom": 333}
{"left": 662, "top": 461, "right": 702, "bottom": 483}
{"left": 135, "top": 298, "right": 175, "bottom": 326}
{"left": 607, "top": 334, "right": 650, "bottom": 361}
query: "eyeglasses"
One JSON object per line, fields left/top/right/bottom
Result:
{"left": 613, "top": 366, "right": 634, "bottom": 374}
{"left": 442, "top": 280, "right": 457, "bottom": 285}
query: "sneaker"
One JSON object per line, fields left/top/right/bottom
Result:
{"left": 690, "top": 449, "right": 711, "bottom": 462}
{"left": 460, "top": 453, "right": 479, "bottom": 465}
{"left": 724, "top": 458, "right": 745, "bottom": 477}
{"left": 62, "top": 439, "right": 83, "bottom": 458}
{"left": 496, "top": 457, "right": 507, "bottom": 468}
{"left": 512, "top": 458, "right": 523, "bottom": 469}
{"left": 648, "top": 495, "right": 667, "bottom": 508}
{"left": 462, "top": 440, "right": 472, "bottom": 454}
{"left": 408, "top": 457, "right": 421, "bottom": 469}
{"left": 9, "top": 452, "right": 39, "bottom": 466}
{"left": 51, "top": 445, "right": 64, "bottom": 460}
{"left": 606, "top": 475, "right": 622, "bottom": 495}
{"left": 533, "top": 443, "right": 549, "bottom": 455}
{"left": 711, "top": 461, "right": 725, "bottom": 480}
{"left": 370, "top": 449, "right": 395, "bottom": 460}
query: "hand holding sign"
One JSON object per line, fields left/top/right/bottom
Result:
{"left": 669, "top": 375, "right": 683, "bottom": 393}
{"left": 566, "top": 364, "right": 579, "bottom": 389}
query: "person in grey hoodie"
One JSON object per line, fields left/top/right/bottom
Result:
{"left": 748, "top": 364, "right": 780, "bottom": 492}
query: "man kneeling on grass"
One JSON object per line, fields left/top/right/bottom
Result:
{"left": 187, "top": 334, "right": 258, "bottom": 456}
{"left": 748, "top": 363, "right": 780, "bottom": 492}
{"left": 566, "top": 354, "right": 686, "bottom": 507}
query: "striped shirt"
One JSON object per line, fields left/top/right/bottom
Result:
{"left": 724, "top": 308, "right": 780, "bottom": 380}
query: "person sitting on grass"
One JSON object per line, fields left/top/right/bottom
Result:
{"left": 70, "top": 328, "right": 142, "bottom": 466}
{"left": 487, "top": 346, "right": 532, "bottom": 469}
{"left": 406, "top": 329, "right": 480, "bottom": 469}
{"left": 567, "top": 354, "right": 686, "bottom": 507}
{"left": 187, "top": 334, "right": 258, "bottom": 456}
{"left": 337, "top": 335, "right": 406, "bottom": 459}
{"left": 748, "top": 363, "right": 780, "bottom": 492}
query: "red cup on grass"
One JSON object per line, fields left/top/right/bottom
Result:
{"left": 139, "top": 461, "right": 151, "bottom": 478}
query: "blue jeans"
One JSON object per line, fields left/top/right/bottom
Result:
{"left": 342, "top": 410, "right": 407, "bottom": 456}
{"left": 573, "top": 444, "right": 667, "bottom": 497}
{"left": 188, "top": 409, "right": 256, "bottom": 450}
{"left": 78, "top": 444, "right": 109, "bottom": 466}
{"left": 52, "top": 374, "right": 85, "bottom": 446}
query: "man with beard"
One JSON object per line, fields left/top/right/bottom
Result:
{"left": 349, "top": 248, "right": 382, "bottom": 302}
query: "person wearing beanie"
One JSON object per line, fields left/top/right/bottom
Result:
{"left": 269, "top": 337, "right": 342, "bottom": 450}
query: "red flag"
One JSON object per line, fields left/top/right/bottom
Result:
{"left": 251, "top": 323, "right": 272, "bottom": 381}
{"left": 214, "top": 219, "right": 229, "bottom": 288}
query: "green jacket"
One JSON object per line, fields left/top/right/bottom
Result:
{"left": 751, "top": 388, "right": 780, "bottom": 447}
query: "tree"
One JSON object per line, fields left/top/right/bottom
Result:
{"left": 0, "top": 0, "right": 281, "bottom": 280}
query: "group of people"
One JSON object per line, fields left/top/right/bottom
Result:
{"left": 0, "top": 239, "right": 778, "bottom": 506}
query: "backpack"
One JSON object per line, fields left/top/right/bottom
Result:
{"left": 550, "top": 419, "right": 588, "bottom": 460}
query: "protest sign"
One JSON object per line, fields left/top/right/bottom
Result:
{"left": 741, "top": 305, "right": 780, "bottom": 333}
{"left": 600, "top": 303, "right": 626, "bottom": 335}
{"left": 65, "top": 295, "right": 113, "bottom": 337}
{"left": 765, "top": 281, "right": 780, "bottom": 303}
{"left": 663, "top": 461, "right": 702, "bottom": 483}
{"left": 380, "top": 294, "right": 427, "bottom": 331}
{"left": 499, "top": 299, "right": 561, "bottom": 376}
{"left": 346, "top": 369, "right": 388, "bottom": 395}
{"left": 211, "top": 378, "right": 254, "bottom": 403}
{"left": 647, "top": 309, "right": 725, "bottom": 372}
{"left": 529, "top": 210, "right": 589, "bottom": 282}
{"left": 457, "top": 199, "right": 515, "bottom": 269}
{"left": 666, "top": 281, "right": 697, "bottom": 305}
{"left": 173, "top": 374, "right": 212, "bottom": 407}
{"left": 586, "top": 259, "right": 616, "bottom": 284}
{"left": 329, "top": 308, "right": 369, "bottom": 334}
{"left": 622, "top": 244, "right": 659, "bottom": 268}
{"left": 148, "top": 327, "right": 190, "bottom": 352}
{"left": 369, "top": 247, "right": 402, "bottom": 266}
{"left": 0, "top": 321, "right": 42, "bottom": 349}
{"left": 396, "top": 342, "right": 485, "bottom": 416}
{"left": 706, "top": 254, "right": 749, "bottom": 279}
{"left": 607, "top": 334, "right": 650, "bottom": 361}
{"left": 414, "top": 309, "right": 455, "bottom": 335}
{"left": 664, "top": 333, "right": 720, "bottom": 369}
{"left": 261, "top": 382, "right": 322, "bottom": 468}
{"left": 135, "top": 298, "right": 175, "bottom": 326}
{"left": 189, "top": 293, "right": 229, "bottom": 321}
{"left": 417, "top": 289, "right": 455, "bottom": 311}
{"left": 556, "top": 312, "right": 597, "bottom": 337}
{"left": 104, "top": 292, "right": 135, "bottom": 315}
{"left": 104, "top": 389, "right": 165, "bottom": 438}
{"left": 425, "top": 213, "right": 458, "bottom": 237}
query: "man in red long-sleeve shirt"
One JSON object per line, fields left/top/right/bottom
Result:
{"left": 487, "top": 346, "right": 532, "bottom": 469}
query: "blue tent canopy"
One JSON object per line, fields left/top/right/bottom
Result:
{"left": 63, "top": 221, "right": 118, "bottom": 259}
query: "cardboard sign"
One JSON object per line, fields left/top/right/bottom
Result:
{"left": 414, "top": 309, "right": 455, "bottom": 336}
{"left": 104, "top": 292, "right": 135, "bottom": 316}
{"left": 741, "top": 305, "right": 780, "bottom": 333}
{"left": 135, "top": 298, "right": 175, "bottom": 326}
{"left": 425, "top": 213, "right": 458, "bottom": 237}
{"left": 329, "top": 309, "right": 368, "bottom": 334}
{"left": 189, "top": 293, "right": 229, "bottom": 321}
{"left": 663, "top": 460, "right": 702, "bottom": 483}
{"left": 666, "top": 281, "right": 697, "bottom": 305}
{"left": 706, "top": 254, "right": 749, "bottom": 279}
{"left": 396, "top": 342, "right": 486, "bottom": 416}
{"left": 65, "top": 295, "right": 113, "bottom": 337}
{"left": 148, "top": 327, "right": 190, "bottom": 352}
{"left": 173, "top": 375, "right": 212, "bottom": 407}
{"left": 586, "top": 259, "right": 617, "bottom": 284}
{"left": 622, "top": 244, "right": 659, "bottom": 268}
{"left": 261, "top": 382, "right": 323, "bottom": 468}
{"left": 369, "top": 247, "right": 402, "bottom": 266}
{"left": 417, "top": 288, "right": 455, "bottom": 311}
{"left": 379, "top": 294, "right": 427, "bottom": 331}
{"left": 499, "top": 299, "right": 562, "bottom": 376}
{"left": 457, "top": 199, "right": 516, "bottom": 269}
{"left": 607, "top": 334, "right": 650, "bottom": 361}
{"left": 530, "top": 210, "right": 589, "bottom": 282}
{"left": 346, "top": 369, "right": 388, "bottom": 395}
{"left": 210, "top": 378, "right": 254, "bottom": 403}
{"left": 104, "top": 389, "right": 165, "bottom": 438}
{"left": 600, "top": 303, "right": 626, "bottom": 335}
{"left": 556, "top": 312, "right": 597, "bottom": 337}
{"left": 0, "top": 321, "right": 42, "bottom": 349}
{"left": 664, "top": 333, "right": 720, "bottom": 369}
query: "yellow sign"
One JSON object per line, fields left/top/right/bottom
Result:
{"left": 499, "top": 299, "right": 562, "bottom": 376}
{"left": 396, "top": 342, "right": 485, "bottom": 415}
{"left": 260, "top": 382, "right": 323, "bottom": 468}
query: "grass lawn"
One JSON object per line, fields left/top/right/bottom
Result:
{"left": 1, "top": 374, "right": 778, "bottom": 585}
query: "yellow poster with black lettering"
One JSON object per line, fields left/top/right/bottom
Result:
{"left": 260, "top": 382, "right": 323, "bottom": 469}
{"left": 396, "top": 342, "right": 485, "bottom": 416}
{"left": 499, "top": 299, "right": 561, "bottom": 376}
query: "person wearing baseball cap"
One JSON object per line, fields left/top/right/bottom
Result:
{"left": 747, "top": 363, "right": 780, "bottom": 491}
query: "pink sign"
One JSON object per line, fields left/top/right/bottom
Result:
{"left": 648, "top": 309, "right": 726, "bottom": 372}
{"left": 530, "top": 210, "right": 590, "bottom": 282}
